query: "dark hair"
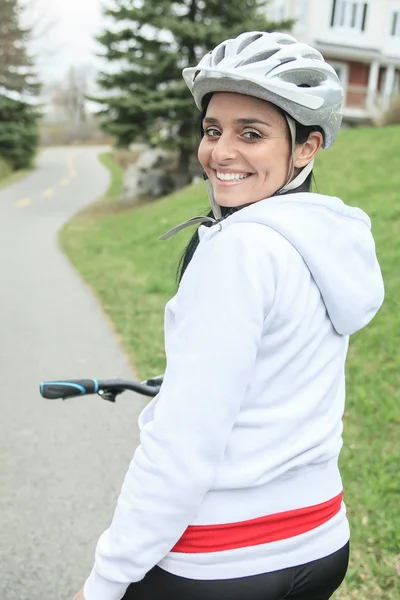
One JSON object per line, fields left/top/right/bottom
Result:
{"left": 177, "top": 93, "right": 323, "bottom": 282}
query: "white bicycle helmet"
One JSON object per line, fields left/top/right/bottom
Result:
{"left": 183, "top": 31, "right": 344, "bottom": 149}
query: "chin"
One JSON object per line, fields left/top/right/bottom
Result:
{"left": 216, "top": 196, "right": 252, "bottom": 208}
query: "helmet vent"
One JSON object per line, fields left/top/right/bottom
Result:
{"left": 279, "top": 57, "right": 296, "bottom": 65}
{"left": 236, "top": 33, "right": 263, "bottom": 54}
{"left": 238, "top": 49, "right": 280, "bottom": 66}
{"left": 302, "top": 52, "right": 322, "bottom": 60}
{"left": 266, "top": 56, "right": 296, "bottom": 75}
{"left": 277, "top": 68, "right": 326, "bottom": 87}
{"left": 213, "top": 44, "right": 226, "bottom": 65}
{"left": 277, "top": 37, "right": 296, "bottom": 45}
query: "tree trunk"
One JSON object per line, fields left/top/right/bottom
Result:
{"left": 177, "top": 114, "right": 195, "bottom": 184}
{"left": 178, "top": 147, "right": 191, "bottom": 184}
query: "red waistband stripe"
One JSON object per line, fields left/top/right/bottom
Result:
{"left": 172, "top": 493, "right": 343, "bottom": 554}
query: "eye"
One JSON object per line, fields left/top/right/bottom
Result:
{"left": 204, "top": 127, "right": 220, "bottom": 138}
{"left": 243, "top": 130, "right": 262, "bottom": 141}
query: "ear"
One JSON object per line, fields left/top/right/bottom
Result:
{"left": 293, "top": 131, "right": 324, "bottom": 168}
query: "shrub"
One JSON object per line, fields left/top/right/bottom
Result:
{"left": 0, "top": 157, "right": 12, "bottom": 181}
{"left": 380, "top": 94, "right": 400, "bottom": 126}
{"left": 0, "top": 95, "right": 40, "bottom": 169}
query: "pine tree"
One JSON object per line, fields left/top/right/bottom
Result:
{"left": 0, "top": 96, "right": 39, "bottom": 169}
{"left": 0, "top": 0, "right": 40, "bottom": 169}
{"left": 95, "top": 0, "right": 293, "bottom": 176}
{"left": 0, "top": 0, "right": 39, "bottom": 94}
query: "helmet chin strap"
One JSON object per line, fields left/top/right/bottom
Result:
{"left": 203, "top": 172, "right": 223, "bottom": 220}
{"left": 277, "top": 115, "right": 314, "bottom": 194}
{"left": 159, "top": 173, "right": 221, "bottom": 240}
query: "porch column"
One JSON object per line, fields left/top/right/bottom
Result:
{"left": 383, "top": 64, "right": 396, "bottom": 108}
{"left": 366, "top": 60, "right": 380, "bottom": 111}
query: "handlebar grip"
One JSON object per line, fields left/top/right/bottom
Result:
{"left": 40, "top": 379, "right": 99, "bottom": 399}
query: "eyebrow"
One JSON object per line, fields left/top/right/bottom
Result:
{"left": 203, "top": 117, "right": 272, "bottom": 127}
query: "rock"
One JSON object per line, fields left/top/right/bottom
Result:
{"left": 136, "top": 148, "right": 170, "bottom": 170}
{"left": 122, "top": 164, "right": 141, "bottom": 203}
{"left": 122, "top": 164, "right": 175, "bottom": 202}
{"left": 137, "top": 168, "right": 175, "bottom": 197}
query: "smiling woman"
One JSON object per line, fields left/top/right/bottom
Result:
{"left": 198, "top": 93, "right": 323, "bottom": 208}
{"left": 199, "top": 95, "right": 292, "bottom": 203}
{"left": 78, "top": 31, "right": 385, "bottom": 600}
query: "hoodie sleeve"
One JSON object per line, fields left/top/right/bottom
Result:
{"left": 83, "top": 224, "right": 277, "bottom": 600}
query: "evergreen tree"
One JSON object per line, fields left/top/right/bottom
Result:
{"left": 0, "top": 0, "right": 40, "bottom": 169}
{"left": 95, "top": 0, "right": 293, "bottom": 176}
{"left": 0, "top": 96, "right": 39, "bottom": 169}
{"left": 0, "top": 0, "right": 39, "bottom": 94}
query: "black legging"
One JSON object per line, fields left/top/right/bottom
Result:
{"left": 123, "top": 542, "right": 349, "bottom": 600}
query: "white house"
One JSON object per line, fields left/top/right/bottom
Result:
{"left": 266, "top": 0, "right": 400, "bottom": 122}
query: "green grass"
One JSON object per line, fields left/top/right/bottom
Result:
{"left": 0, "top": 157, "right": 11, "bottom": 180}
{"left": 60, "top": 125, "right": 400, "bottom": 599}
{"left": 0, "top": 151, "right": 41, "bottom": 190}
{"left": 0, "top": 168, "right": 32, "bottom": 189}
{"left": 99, "top": 151, "right": 125, "bottom": 198}
{"left": 0, "top": 157, "right": 29, "bottom": 189}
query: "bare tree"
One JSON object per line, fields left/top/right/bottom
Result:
{"left": 21, "top": 0, "right": 61, "bottom": 79}
{"left": 46, "top": 64, "right": 97, "bottom": 124}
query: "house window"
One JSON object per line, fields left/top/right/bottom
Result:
{"left": 391, "top": 12, "right": 400, "bottom": 36}
{"left": 331, "top": 1, "right": 368, "bottom": 31}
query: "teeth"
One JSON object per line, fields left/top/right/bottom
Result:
{"left": 216, "top": 172, "right": 249, "bottom": 181}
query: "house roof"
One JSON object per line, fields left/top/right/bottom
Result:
{"left": 314, "top": 41, "right": 400, "bottom": 65}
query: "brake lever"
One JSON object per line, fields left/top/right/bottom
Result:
{"left": 98, "top": 388, "right": 124, "bottom": 403}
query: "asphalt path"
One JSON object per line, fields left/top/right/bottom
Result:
{"left": 0, "top": 147, "right": 146, "bottom": 600}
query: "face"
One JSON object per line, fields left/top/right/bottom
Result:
{"left": 198, "top": 92, "right": 292, "bottom": 208}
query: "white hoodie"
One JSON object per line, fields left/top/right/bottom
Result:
{"left": 84, "top": 192, "right": 384, "bottom": 600}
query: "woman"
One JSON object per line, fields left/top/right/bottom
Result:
{"left": 75, "top": 32, "right": 384, "bottom": 600}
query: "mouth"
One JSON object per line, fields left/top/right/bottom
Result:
{"left": 213, "top": 170, "right": 254, "bottom": 186}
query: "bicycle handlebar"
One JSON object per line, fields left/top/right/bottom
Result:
{"left": 40, "top": 377, "right": 163, "bottom": 401}
{"left": 40, "top": 379, "right": 99, "bottom": 399}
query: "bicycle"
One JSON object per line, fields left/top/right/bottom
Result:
{"left": 39, "top": 375, "right": 163, "bottom": 402}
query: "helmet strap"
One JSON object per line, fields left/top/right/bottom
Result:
{"left": 203, "top": 172, "right": 223, "bottom": 220}
{"left": 277, "top": 115, "right": 314, "bottom": 194}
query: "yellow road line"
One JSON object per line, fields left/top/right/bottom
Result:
{"left": 15, "top": 198, "right": 32, "bottom": 208}
{"left": 61, "top": 177, "right": 70, "bottom": 186}
{"left": 42, "top": 188, "right": 55, "bottom": 198}
{"left": 67, "top": 153, "right": 77, "bottom": 178}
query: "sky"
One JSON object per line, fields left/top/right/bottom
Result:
{"left": 24, "top": 0, "right": 107, "bottom": 82}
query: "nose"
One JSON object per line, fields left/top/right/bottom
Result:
{"left": 211, "top": 132, "right": 238, "bottom": 164}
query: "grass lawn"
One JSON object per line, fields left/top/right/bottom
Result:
{"left": 0, "top": 168, "right": 32, "bottom": 189}
{"left": 0, "top": 151, "right": 41, "bottom": 190}
{"left": 0, "top": 157, "right": 31, "bottom": 189}
{"left": 98, "top": 152, "right": 125, "bottom": 198}
{"left": 60, "top": 127, "right": 400, "bottom": 599}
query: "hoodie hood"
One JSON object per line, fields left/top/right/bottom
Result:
{"left": 213, "top": 193, "right": 384, "bottom": 336}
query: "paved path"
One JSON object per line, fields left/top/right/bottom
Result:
{"left": 0, "top": 147, "right": 146, "bottom": 600}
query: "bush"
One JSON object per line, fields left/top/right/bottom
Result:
{"left": 0, "top": 95, "right": 40, "bottom": 169}
{"left": 39, "top": 119, "right": 114, "bottom": 147}
{"left": 0, "top": 157, "right": 12, "bottom": 181}
{"left": 112, "top": 149, "right": 140, "bottom": 170}
{"left": 380, "top": 94, "right": 400, "bottom": 126}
